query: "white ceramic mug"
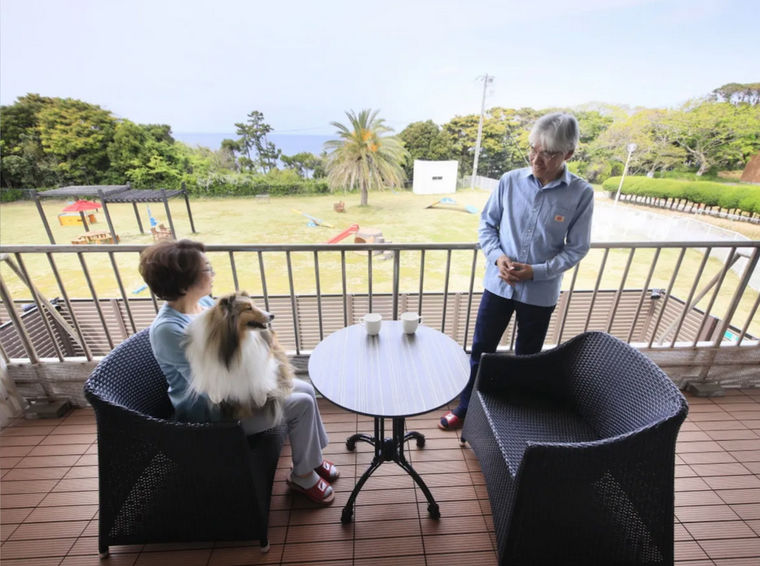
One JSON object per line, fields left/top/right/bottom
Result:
{"left": 401, "top": 311, "right": 422, "bottom": 334}
{"left": 362, "top": 313, "right": 382, "bottom": 335}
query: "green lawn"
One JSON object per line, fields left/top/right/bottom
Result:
{"left": 1, "top": 189, "right": 757, "bottom": 337}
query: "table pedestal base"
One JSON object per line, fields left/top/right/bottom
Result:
{"left": 342, "top": 416, "right": 440, "bottom": 524}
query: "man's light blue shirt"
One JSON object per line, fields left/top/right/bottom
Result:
{"left": 479, "top": 166, "right": 594, "bottom": 307}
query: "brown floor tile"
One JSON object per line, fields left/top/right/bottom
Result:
{"left": 39, "top": 490, "right": 99, "bottom": 506}
{"left": 700, "top": 536, "right": 760, "bottom": 559}
{"left": 0, "top": 435, "right": 45, "bottom": 447}
{"left": 1, "top": 479, "right": 59, "bottom": 494}
{"left": 676, "top": 490, "right": 725, "bottom": 506}
{"left": 420, "top": 513, "right": 488, "bottom": 536}
{"left": 281, "top": 538, "right": 354, "bottom": 563}
{"left": 706, "top": 475, "right": 760, "bottom": 490}
{"left": 15, "top": 454, "right": 81, "bottom": 468}
{"left": 208, "top": 544, "right": 284, "bottom": 565}
{"left": 422, "top": 531, "right": 493, "bottom": 555}
{"left": 676, "top": 504, "right": 741, "bottom": 522}
{"left": 0, "top": 492, "right": 46, "bottom": 508}
{"left": 10, "top": 520, "right": 88, "bottom": 540}
{"left": 717, "top": 489, "right": 760, "bottom": 505}
{"left": 134, "top": 549, "right": 213, "bottom": 565}
{"left": 0, "top": 536, "right": 76, "bottom": 559}
{"left": 3, "top": 467, "right": 68, "bottom": 481}
{"left": 353, "top": 518, "right": 420, "bottom": 540}
{"left": 0, "top": 558, "right": 63, "bottom": 566}
{"left": 674, "top": 540, "right": 710, "bottom": 561}
{"left": 707, "top": 430, "right": 760, "bottom": 441}
{"left": 60, "top": 553, "right": 139, "bottom": 566}
{"left": 353, "top": 502, "right": 419, "bottom": 522}
{"left": 354, "top": 556, "right": 426, "bottom": 566}
{"left": 353, "top": 535, "right": 424, "bottom": 559}
{"left": 6, "top": 395, "right": 760, "bottom": 564}
{"left": 25, "top": 504, "right": 98, "bottom": 522}
{"left": 685, "top": 520, "right": 757, "bottom": 540}
{"left": 690, "top": 463, "right": 752, "bottom": 476}
{"left": 426, "top": 550, "right": 498, "bottom": 565}
{"left": 53, "top": 477, "right": 99, "bottom": 492}
{"left": 680, "top": 451, "right": 738, "bottom": 464}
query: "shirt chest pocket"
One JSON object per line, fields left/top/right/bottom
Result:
{"left": 540, "top": 205, "right": 573, "bottom": 241}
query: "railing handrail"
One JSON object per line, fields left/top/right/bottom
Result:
{"left": 1, "top": 239, "right": 758, "bottom": 254}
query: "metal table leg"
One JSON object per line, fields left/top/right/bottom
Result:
{"left": 342, "top": 416, "right": 440, "bottom": 523}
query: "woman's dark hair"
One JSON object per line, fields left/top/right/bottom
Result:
{"left": 138, "top": 239, "right": 206, "bottom": 301}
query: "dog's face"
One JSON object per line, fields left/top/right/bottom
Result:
{"left": 210, "top": 291, "right": 275, "bottom": 367}
{"left": 216, "top": 291, "right": 274, "bottom": 332}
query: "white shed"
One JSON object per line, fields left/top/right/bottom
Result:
{"left": 412, "top": 160, "right": 458, "bottom": 194}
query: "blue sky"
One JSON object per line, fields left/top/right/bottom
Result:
{"left": 1, "top": 0, "right": 757, "bottom": 136}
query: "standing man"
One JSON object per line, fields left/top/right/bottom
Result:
{"left": 439, "top": 112, "right": 594, "bottom": 430}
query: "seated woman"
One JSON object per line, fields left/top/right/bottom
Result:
{"left": 138, "top": 239, "right": 338, "bottom": 505}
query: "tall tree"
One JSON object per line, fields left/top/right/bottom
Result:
{"left": 325, "top": 109, "right": 408, "bottom": 206}
{"left": 37, "top": 97, "right": 116, "bottom": 184}
{"left": 234, "top": 110, "right": 281, "bottom": 173}
{"left": 663, "top": 101, "right": 760, "bottom": 175}
{"left": 710, "top": 82, "right": 760, "bottom": 106}
{"left": 398, "top": 120, "right": 454, "bottom": 178}
{"left": 281, "top": 152, "right": 320, "bottom": 178}
{"left": 0, "top": 94, "right": 59, "bottom": 187}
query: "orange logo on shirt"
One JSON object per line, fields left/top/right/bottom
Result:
{"left": 554, "top": 214, "right": 565, "bottom": 222}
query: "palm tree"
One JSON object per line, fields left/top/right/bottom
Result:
{"left": 325, "top": 109, "right": 408, "bottom": 206}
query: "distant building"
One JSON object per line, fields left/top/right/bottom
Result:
{"left": 412, "top": 160, "right": 458, "bottom": 194}
{"left": 740, "top": 152, "right": 760, "bottom": 183}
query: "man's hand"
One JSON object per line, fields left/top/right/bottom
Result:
{"left": 497, "top": 255, "right": 533, "bottom": 285}
{"left": 505, "top": 261, "right": 533, "bottom": 284}
{"left": 496, "top": 255, "right": 513, "bottom": 281}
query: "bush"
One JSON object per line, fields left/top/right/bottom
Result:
{"left": 185, "top": 172, "right": 329, "bottom": 197}
{"left": 601, "top": 176, "right": 760, "bottom": 215}
{"left": 0, "top": 188, "right": 27, "bottom": 202}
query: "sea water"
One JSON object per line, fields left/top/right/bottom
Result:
{"left": 173, "top": 132, "right": 332, "bottom": 157}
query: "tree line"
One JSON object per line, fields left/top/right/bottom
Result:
{"left": 1, "top": 83, "right": 758, "bottom": 200}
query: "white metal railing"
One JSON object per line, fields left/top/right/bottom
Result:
{"left": 1, "top": 241, "right": 758, "bottom": 366}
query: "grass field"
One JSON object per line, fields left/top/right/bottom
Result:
{"left": 0, "top": 189, "right": 758, "bottom": 336}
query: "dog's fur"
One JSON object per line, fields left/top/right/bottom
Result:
{"left": 184, "top": 291, "right": 294, "bottom": 423}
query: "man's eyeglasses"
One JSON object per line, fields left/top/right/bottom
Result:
{"left": 529, "top": 146, "right": 563, "bottom": 161}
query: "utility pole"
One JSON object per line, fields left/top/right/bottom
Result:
{"left": 614, "top": 143, "right": 637, "bottom": 206}
{"left": 471, "top": 74, "right": 493, "bottom": 190}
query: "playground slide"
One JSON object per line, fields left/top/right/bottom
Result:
{"left": 327, "top": 224, "right": 359, "bottom": 244}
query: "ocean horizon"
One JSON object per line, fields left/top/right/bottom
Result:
{"left": 173, "top": 132, "right": 333, "bottom": 156}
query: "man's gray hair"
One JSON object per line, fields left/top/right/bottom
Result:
{"left": 528, "top": 112, "right": 580, "bottom": 154}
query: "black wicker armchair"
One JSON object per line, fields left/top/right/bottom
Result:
{"left": 462, "top": 331, "right": 688, "bottom": 566}
{"left": 83, "top": 328, "right": 286, "bottom": 557}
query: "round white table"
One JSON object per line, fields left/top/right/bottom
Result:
{"left": 308, "top": 321, "right": 469, "bottom": 522}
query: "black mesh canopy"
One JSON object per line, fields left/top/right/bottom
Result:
{"left": 33, "top": 184, "right": 196, "bottom": 243}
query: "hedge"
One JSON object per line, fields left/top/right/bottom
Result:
{"left": 184, "top": 176, "right": 330, "bottom": 197}
{"left": 601, "top": 176, "right": 760, "bottom": 215}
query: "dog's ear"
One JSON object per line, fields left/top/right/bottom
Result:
{"left": 218, "top": 294, "right": 236, "bottom": 314}
{"left": 209, "top": 295, "right": 241, "bottom": 369}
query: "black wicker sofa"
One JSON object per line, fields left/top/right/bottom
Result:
{"left": 462, "top": 331, "right": 688, "bottom": 566}
{"left": 84, "top": 328, "right": 286, "bottom": 557}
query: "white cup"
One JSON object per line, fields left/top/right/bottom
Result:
{"left": 401, "top": 312, "right": 422, "bottom": 334}
{"left": 362, "top": 313, "right": 382, "bottom": 335}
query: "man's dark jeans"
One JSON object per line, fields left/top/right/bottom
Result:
{"left": 453, "top": 290, "right": 555, "bottom": 417}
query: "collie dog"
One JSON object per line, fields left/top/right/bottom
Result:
{"left": 184, "top": 291, "right": 294, "bottom": 423}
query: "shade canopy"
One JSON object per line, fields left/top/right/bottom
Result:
{"left": 61, "top": 200, "right": 102, "bottom": 212}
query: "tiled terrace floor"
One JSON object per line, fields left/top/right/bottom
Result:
{"left": 2, "top": 390, "right": 760, "bottom": 565}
